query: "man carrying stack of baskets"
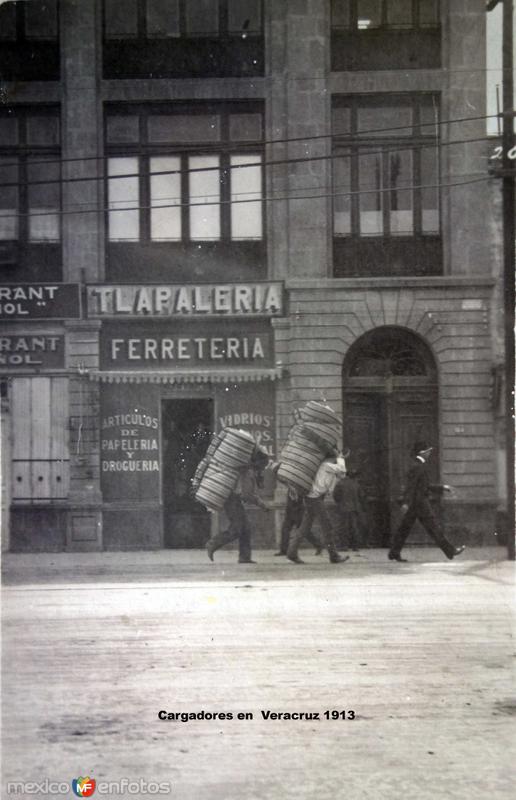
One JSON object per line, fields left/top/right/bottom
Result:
{"left": 205, "top": 447, "right": 269, "bottom": 564}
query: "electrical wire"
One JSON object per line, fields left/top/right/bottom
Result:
{"left": 0, "top": 134, "right": 495, "bottom": 192}
{"left": 0, "top": 111, "right": 499, "bottom": 173}
{"left": 0, "top": 173, "right": 489, "bottom": 222}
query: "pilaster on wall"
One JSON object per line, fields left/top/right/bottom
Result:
{"left": 272, "top": 317, "right": 294, "bottom": 449}
{"left": 267, "top": 0, "right": 331, "bottom": 279}
{"left": 61, "top": 0, "right": 103, "bottom": 282}
{"left": 442, "top": 0, "right": 491, "bottom": 276}
{"left": 65, "top": 320, "right": 102, "bottom": 550}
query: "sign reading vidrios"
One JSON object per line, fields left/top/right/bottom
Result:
{"left": 87, "top": 282, "right": 283, "bottom": 318}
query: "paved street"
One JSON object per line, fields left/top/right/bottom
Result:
{"left": 2, "top": 547, "right": 515, "bottom": 800}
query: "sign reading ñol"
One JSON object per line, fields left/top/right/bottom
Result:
{"left": 87, "top": 282, "right": 283, "bottom": 318}
{"left": 0, "top": 335, "right": 64, "bottom": 369}
{"left": 0, "top": 284, "right": 81, "bottom": 319}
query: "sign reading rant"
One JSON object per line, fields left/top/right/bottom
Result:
{"left": 0, "top": 284, "right": 81, "bottom": 319}
{"left": 87, "top": 282, "right": 283, "bottom": 318}
{"left": 100, "top": 321, "right": 273, "bottom": 369}
{"left": 0, "top": 335, "right": 65, "bottom": 369}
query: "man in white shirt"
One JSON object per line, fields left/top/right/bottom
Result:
{"left": 286, "top": 451, "right": 349, "bottom": 564}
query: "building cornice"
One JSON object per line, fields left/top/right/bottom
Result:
{"left": 286, "top": 277, "right": 495, "bottom": 290}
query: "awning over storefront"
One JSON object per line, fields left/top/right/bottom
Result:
{"left": 87, "top": 367, "right": 284, "bottom": 384}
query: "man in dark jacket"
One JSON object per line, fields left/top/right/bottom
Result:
{"left": 206, "top": 448, "right": 269, "bottom": 564}
{"left": 388, "top": 441, "right": 465, "bottom": 562}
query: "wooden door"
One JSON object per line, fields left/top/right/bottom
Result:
{"left": 342, "top": 392, "right": 391, "bottom": 546}
{"left": 11, "top": 377, "right": 69, "bottom": 503}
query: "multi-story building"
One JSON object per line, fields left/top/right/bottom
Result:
{"left": 0, "top": 0, "right": 504, "bottom": 552}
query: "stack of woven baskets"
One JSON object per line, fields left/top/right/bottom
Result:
{"left": 192, "top": 428, "right": 259, "bottom": 512}
{"left": 276, "top": 401, "right": 342, "bottom": 494}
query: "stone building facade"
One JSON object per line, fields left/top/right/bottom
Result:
{"left": 0, "top": 0, "right": 504, "bottom": 551}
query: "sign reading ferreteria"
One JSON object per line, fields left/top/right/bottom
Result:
{"left": 0, "top": 284, "right": 81, "bottom": 319}
{"left": 87, "top": 282, "right": 284, "bottom": 318}
{"left": 100, "top": 320, "right": 273, "bottom": 369}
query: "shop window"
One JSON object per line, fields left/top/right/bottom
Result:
{"left": 0, "top": 107, "right": 62, "bottom": 279}
{"left": 10, "top": 377, "right": 69, "bottom": 503}
{"left": 103, "top": 0, "right": 263, "bottom": 78}
{"left": 105, "top": 104, "right": 265, "bottom": 282}
{"left": 331, "top": 0, "right": 440, "bottom": 70}
{"left": 332, "top": 95, "right": 441, "bottom": 277}
{"left": 0, "top": 1, "right": 59, "bottom": 80}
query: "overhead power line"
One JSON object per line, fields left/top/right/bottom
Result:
{"left": 0, "top": 173, "right": 489, "bottom": 222}
{"left": 0, "top": 134, "right": 494, "bottom": 192}
{"left": 0, "top": 111, "right": 498, "bottom": 174}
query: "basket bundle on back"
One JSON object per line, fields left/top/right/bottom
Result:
{"left": 277, "top": 402, "right": 342, "bottom": 494}
{"left": 194, "top": 427, "right": 258, "bottom": 511}
{"left": 195, "top": 462, "right": 241, "bottom": 512}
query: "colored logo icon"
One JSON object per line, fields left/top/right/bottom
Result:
{"left": 72, "top": 777, "right": 96, "bottom": 797}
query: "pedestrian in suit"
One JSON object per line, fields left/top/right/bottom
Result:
{"left": 287, "top": 450, "right": 349, "bottom": 565}
{"left": 206, "top": 448, "right": 269, "bottom": 564}
{"left": 388, "top": 441, "right": 466, "bottom": 562}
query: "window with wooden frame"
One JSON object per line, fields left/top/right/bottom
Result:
{"left": 0, "top": 1, "right": 59, "bottom": 80}
{"left": 332, "top": 95, "right": 442, "bottom": 277}
{"left": 0, "top": 107, "right": 62, "bottom": 278}
{"left": 103, "top": 0, "right": 263, "bottom": 78}
{"left": 331, "top": 0, "right": 440, "bottom": 71}
{"left": 106, "top": 105, "right": 264, "bottom": 244}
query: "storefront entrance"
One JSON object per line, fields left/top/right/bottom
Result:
{"left": 161, "top": 398, "right": 213, "bottom": 548}
{"left": 342, "top": 327, "right": 439, "bottom": 547}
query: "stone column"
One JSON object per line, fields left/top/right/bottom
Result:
{"left": 267, "top": 0, "right": 332, "bottom": 279}
{"left": 61, "top": 0, "right": 103, "bottom": 282}
{"left": 442, "top": 0, "right": 491, "bottom": 276}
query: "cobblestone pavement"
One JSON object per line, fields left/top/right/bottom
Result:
{"left": 2, "top": 548, "right": 515, "bottom": 800}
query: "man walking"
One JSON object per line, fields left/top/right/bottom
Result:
{"left": 206, "top": 448, "right": 269, "bottom": 564}
{"left": 286, "top": 451, "right": 349, "bottom": 565}
{"left": 388, "top": 441, "right": 466, "bottom": 562}
{"left": 272, "top": 481, "right": 323, "bottom": 557}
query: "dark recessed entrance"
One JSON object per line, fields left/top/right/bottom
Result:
{"left": 161, "top": 398, "right": 213, "bottom": 548}
{"left": 342, "top": 327, "right": 439, "bottom": 547}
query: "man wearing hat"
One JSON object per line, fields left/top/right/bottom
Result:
{"left": 388, "top": 441, "right": 465, "bottom": 562}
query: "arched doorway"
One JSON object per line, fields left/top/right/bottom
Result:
{"left": 342, "top": 327, "right": 439, "bottom": 547}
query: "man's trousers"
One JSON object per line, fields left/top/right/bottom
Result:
{"left": 390, "top": 499, "right": 456, "bottom": 558}
{"left": 287, "top": 496, "right": 339, "bottom": 562}
{"left": 207, "top": 493, "right": 252, "bottom": 562}
{"left": 278, "top": 494, "right": 322, "bottom": 554}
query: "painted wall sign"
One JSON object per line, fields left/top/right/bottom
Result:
{"left": 100, "top": 320, "right": 273, "bottom": 369}
{"left": 0, "top": 284, "right": 81, "bottom": 319}
{"left": 217, "top": 382, "right": 276, "bottom": 495}
{"left": 0, "top": 335, "right": 65, "bottom": 369}
{"left": 100, "top": 385, "right": 161, "bottom": 502}
{"left": 87, "top": 282, "right": 284, "bottom": 318}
